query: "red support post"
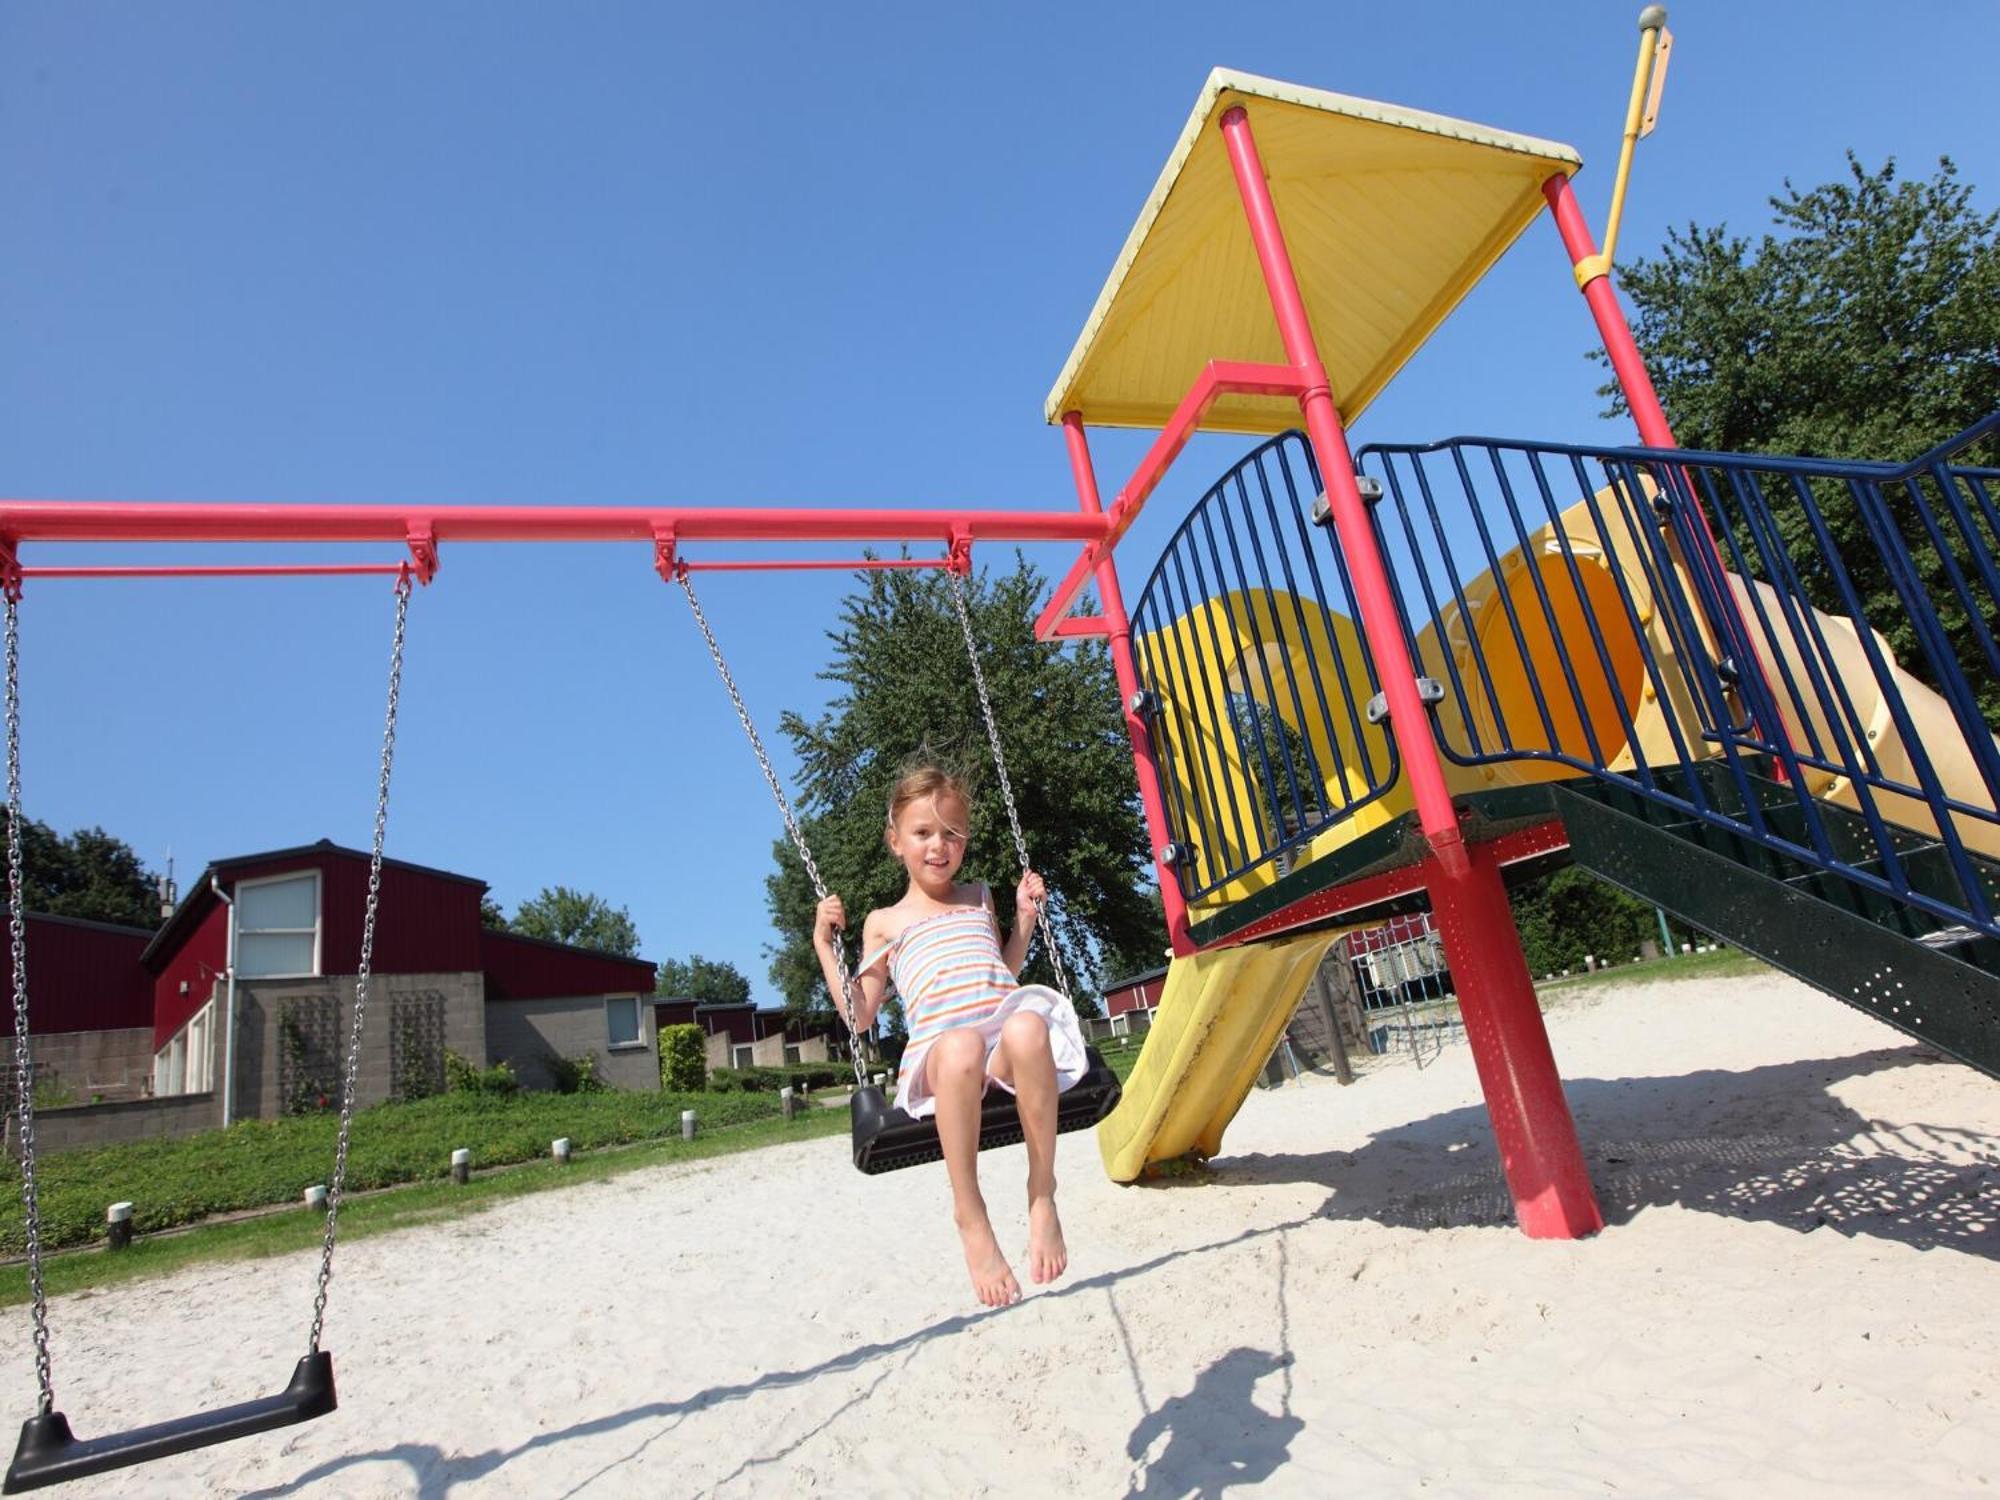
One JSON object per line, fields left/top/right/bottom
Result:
{"left": 1543, "top": 172, "right": 1789, "bottom": 773}
{"left": 1218, "top": 107, "right": 1467, "bottom": 879}
{"left": 1224, "top": 106, "right": 1601, "bottom": 1239}
{"left": 1062, "top": 413, "right": 1195, "bottom": 958}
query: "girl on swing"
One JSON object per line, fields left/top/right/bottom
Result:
{"left": 813, "top": 763, "right": 1091, "bottom": 1307}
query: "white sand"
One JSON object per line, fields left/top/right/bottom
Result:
{"left": 5, "top": 967, "right": 1997, "bottom": 1498}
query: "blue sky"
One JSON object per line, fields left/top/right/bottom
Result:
{"left": 2, "top": 2, "right": 1995, "bottom": 1000}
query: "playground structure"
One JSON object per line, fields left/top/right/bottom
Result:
{"left": 3, "top": 8, "right": 1999, "bottom": 1488}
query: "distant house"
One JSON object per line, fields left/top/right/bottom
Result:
{"left": 1101, "top": 964, "right": 1170, "bottom": 1035}
{"left": 0, "top": 840, "right": 669, "bottom": 1152}
{"left": 0, "top": 908, "right": 157, "bottom": 1105}
{"left": 653, "top": 998, "right": 831, "bottom": 1071}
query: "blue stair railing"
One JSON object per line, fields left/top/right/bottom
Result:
{"left": 1129, "top": 412, "right": 2000, "bottom": 944}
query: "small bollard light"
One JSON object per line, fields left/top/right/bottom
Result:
{"left": 303, "top": 1184, "right": 329, "bottom": 1212}
{"left": 872, "top": 1072, "right": 886, "bottom": 1088}
{"left": 106, "top": 1201, "right": 134, "bottom": 1252}
{"left": 451, "top": 1147, "right": 471, "bottom": 1185}
{"left": 681, "top": 1109, "right": 697, "bottom": 1141}
{"left": 1682, "top": 942, "right": 1693, "bottom": 955}
{"left": 781, "top": 1086, "right": 798, "bottom": 1121}
{"left": 552, "top": 1137, "right": 572, "bottom": 1164}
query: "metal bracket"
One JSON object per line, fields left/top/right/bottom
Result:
{"left": 1365, "top": 677, "right": 1445, "bottom": 725}
{"left": 652, "top": 525, "right": 678, "bottom": 584}
{"left": 1158, "top": 841, "right": 1196, "bottom": 869}
{"left": 1310, "top": 475, "right": 1382, "bottom": 527}
{"left": 0, "top": 536, "right": 20, "bottom": 603}
{"left": 1714, "top": 655, "right": 1741, "bottom": 686}
{"left": 946, "top": 527, "right": 975, "bottom": 576}
{"left": 403, "top": 525, "right": 439, "bottom": 588}
{"left": 1127, "top": 689, "right": 1158, "bottom": 720}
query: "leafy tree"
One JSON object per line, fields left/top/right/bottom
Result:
{"left": 508, "top": 885, "right": 641, "bottom": 958}
{"left": 1607, "top": 154, "right": 2000, "bottom": 716}
{"left": 0, "top": 813, "right": 161, "bottom": 929}
{"left": 655, "top": 953, "right": 752, "bottom": 1003}
{"left": 478, "top": 894, "right": 509, "bottom": 930}
{"left": 764, "top": 557, "right": 1156, "bottom": 1022}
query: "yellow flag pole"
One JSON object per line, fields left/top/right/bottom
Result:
{"left": 1573, "top": 6, "right": 1673, "bottom": 289}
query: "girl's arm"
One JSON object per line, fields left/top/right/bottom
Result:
{"left": 999, "top": 870, "right": 1046, "bottom": 978}
{"left": 813, "top": 895, "right": 890, "bottom": 1031}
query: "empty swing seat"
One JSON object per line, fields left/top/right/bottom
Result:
{"left": 850, "top": 1047, "right": 1122, "bottom": 1174}
{"left": 3, "top": 1354, "right": 337, "bottom": 1494}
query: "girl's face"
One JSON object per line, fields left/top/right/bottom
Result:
{"left": 888, "top": 794, "right": 969, "bottom": 893}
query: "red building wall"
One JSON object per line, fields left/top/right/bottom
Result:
{"left": 0, "top": 912, "right": 153, "bottom": 1038}
{"left": 480, "top": 929, "right": 655, "bottom": 1002}
{"left": 151, "top": 901, "right": 229, "bottom": 1049}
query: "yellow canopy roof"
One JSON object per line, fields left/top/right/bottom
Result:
{"left": 1045, "top": 69, "right": 1582, "bottom": 434}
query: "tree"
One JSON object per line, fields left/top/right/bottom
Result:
{"left": 1, "top": 813, "right": 161, "bottom": 929}
{"left": 655, "top": 953, "right": 752, "bottom": 1003}
{"left": 1607, "top": 154, "right": 2000, "bottom": 716}
{"left": 764, "top": 557, "right": 1156, "bottom": 1022}
{"left": 478, "top": 894, "right": 508, "bottom": 930}
{"left": 508, "top": 885, "right": 641, "bottom": 958}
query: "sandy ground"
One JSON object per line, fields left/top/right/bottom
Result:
{"left": 3, "top": 968, "right": 1997, "bottom": 1498}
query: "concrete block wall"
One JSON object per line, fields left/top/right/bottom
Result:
{"left": 232, "top": 972, "right": 487, "bottom": 1119}
{"left": 487, "top": 995, "right": 660, "bottom": 1092}
{"left": 14, "top": 1027, "right": 154, "bottom": 1103}
{"left": 24, "top": 1091, "right": 220, "bottom": 1153}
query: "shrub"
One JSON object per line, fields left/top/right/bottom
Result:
{"left": 658, "top": 1023, "right": 707, "bottom": 1092}
{"left": 706, "top": 1062, "right": 851, "bottom": 1094}
{"left": 444, "top": 1050, "right": 519, "bottom": 1097}
{"left": 544, "top": 1052, "right": 607, "bottom": 1096}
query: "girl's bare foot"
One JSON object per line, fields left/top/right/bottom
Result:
{"left": 956, "top": 1210, "right": 1021, "bottom": 1307}
{"left": 1026, "top": 1193, "right": 1067, "bottom": 1284}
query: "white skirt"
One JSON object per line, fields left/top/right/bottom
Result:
{"left": 895, "top": 984, "right": 1091, "bottom": 1122}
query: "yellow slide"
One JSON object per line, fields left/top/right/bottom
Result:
{"left": 1097, "top": 927, "right": 1339, "bottom": 1181}
{"left": 1102, "top": 480, "right": 2000, "bottom": 1182}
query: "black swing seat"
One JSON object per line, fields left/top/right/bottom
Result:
{"left": 3, "top": 1351, "right": 336, "bottom": 1494}
{"left": 850, "top": 1046, "right": 1122, "bottom": 1174}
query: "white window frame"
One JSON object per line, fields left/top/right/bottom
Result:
{"left": 234, "top": 871, "right": 322, "bottom": 980}
{"left": 604, "top": 993, "right": 645, "bottom": 1051}
{"left": 152, "top": 999, "right": 215, "bottom": 1097}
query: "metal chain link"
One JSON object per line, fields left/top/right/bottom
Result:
{"left": 676, "top": 572, "right": 870, "bottom": 1087}
{"left": 942, "top": 566, "right": 1075, "bottom": 1002}
{"left": 5, "top": 596, "right": 56, "bottom": 1415}
{"left": 308, "top": 575, "right": 411, "bottom": 1354}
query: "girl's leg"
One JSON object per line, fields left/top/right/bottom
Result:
{"left": 991, "top": 1009, "right": 1067, "bottom": 1284}
{"left": 926, "top": 1027, "right": 1019, "bottom": 1307}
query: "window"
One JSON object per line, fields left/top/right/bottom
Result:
{"left": 605, "top": 995, "right": 642, "bottom": 1049}
{"left": 236, "top": 873, "right": 320, "bottom": 979}
{"left": 783, "top": 1044, "right": 800, "bottom": 1066}
{"left": 153, "top": 1001, "right": 214, "bottom": 1096}
{"left": 732, "top": 1044, "right": 755, "bottom": 1070}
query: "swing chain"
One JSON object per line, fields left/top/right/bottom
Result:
{"left": 942, "top": 566, "right": 1075, "bottom": 1002}
{"left": 676, "top": 571, "right": 870, "bottom": 1088}
{"left": 5, "top": 597, "right": 55, "bottom": 1415}
{"left": 308, "top": 572, "right": 411, "bottom": 1354}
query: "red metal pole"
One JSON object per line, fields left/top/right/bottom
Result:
{"left": 1225, "top": 107, "right": 1601, "bottom": 1239}
{"left": 1218, "top": 107, "right": 1467, "bottom": 879}
{"left": 1062, "top": 413, "right": 1194, "bottom": 958}
{"left": 1543, "top": 172, "right": 1789, "bottom": 773}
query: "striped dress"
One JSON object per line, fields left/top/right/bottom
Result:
{"left": 863, "top": 892, "right": 1089, "bottom": 1122}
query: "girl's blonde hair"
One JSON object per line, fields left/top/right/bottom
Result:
{"left": 886, "top": 761, "right": 974, "bottom": 834}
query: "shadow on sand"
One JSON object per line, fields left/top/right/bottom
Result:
{"left": 1227, "top": 1044, "right": 1998, "bottom": 1258}
{"left": 237, "top": 1043, "right": 1994, "bottom": 1496}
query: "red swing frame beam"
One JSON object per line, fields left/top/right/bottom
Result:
{"left": 0, "top": 505, "right": 1109, "bottom": 600}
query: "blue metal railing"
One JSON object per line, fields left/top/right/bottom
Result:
{"left": 1131, "top": 413, "right": 2000, "bottom": 941}
{"left": 1128, "top": 432, "right": 1398, "bottom": 902}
